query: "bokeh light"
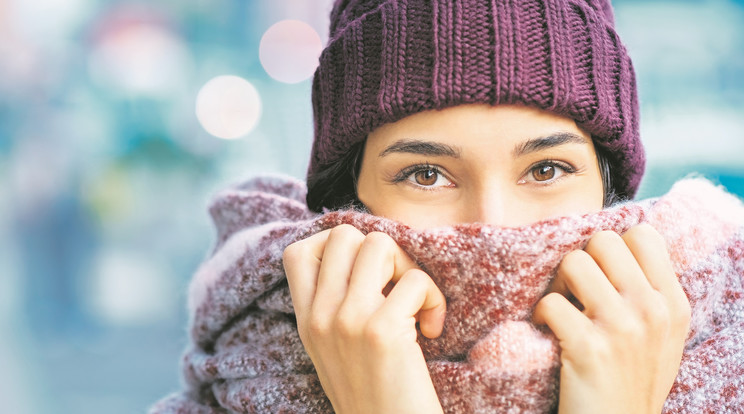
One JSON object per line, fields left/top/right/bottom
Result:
{"left": 195, "top": 75, "right": 262, "bottom": 140}
{"left": 88, "top": 22, "right": 191, "bottom": 97}
{"left": 259, "top": 19, "right": 323, "bottom": 84}
{"left": 11, "top": 0, "right": 90, "bottom": 43}
{"left": 90, "top": 250, "right": 176, "bottom": 325}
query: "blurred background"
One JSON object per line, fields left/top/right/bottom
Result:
{"left": 0, "top": 0, "right": 742, "bottom": 413}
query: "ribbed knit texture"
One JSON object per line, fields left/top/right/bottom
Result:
{"left": 308, "top": 0, "right": 644, "bottom": 204}
{"left": 150, "top": 176, "right": 744, "bottom": 413}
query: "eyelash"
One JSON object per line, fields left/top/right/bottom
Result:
{"left": 391, "top": 160, "right": 578, "bottom": 190}
{"left": 391, "top": 163, "right": 449, "bottom": 190}
{"left": 521, "top": 160, "right": 578, "bottom": 186}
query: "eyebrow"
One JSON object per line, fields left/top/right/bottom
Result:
{"left": 379, "top": 139, "right": 461, "bottom": 158}
{"left": 377, "top": 132, "right": 588, "bottom": 159}
{"left": 512, "top": 132, "right": 588, "bottom": 157}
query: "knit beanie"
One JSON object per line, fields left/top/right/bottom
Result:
{"left": 308, "top": 0, "right": 644, "bottom": 208}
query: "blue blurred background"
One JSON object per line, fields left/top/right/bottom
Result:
{"left": 0, "top": 0, "right": 742, "bottom": 413}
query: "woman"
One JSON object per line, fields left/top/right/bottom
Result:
{"left": 151, "top": 0, "right": 744, "bottom": 413}
{"left": 284, "top": 0, "right": 688, "bottom": 412}
{"left": 285, "top": 109, "right": 688, "bottom": 413}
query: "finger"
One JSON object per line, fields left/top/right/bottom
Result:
{"left": 313, "top": 225, "right": 366, "bottom": 318}
{"left": 344, "top": 232, "right": 420, "bottom": 312}
{"left": 622, "top": 224, "right": 691, "bottom": 328}
{"left": 551, "top": 250, "right": 623, "bottom": 317}
{"left": 533, "top": 292, "right": 593, "bottom": 346}
{"left": 584, "top": 230, "right": 651, "bottom": 295}
{"left": 621, "top": 224, "right": 680, "bottom": 296}
{"left": 372, "top": 269, "right": 446, "bottom": 339}
{"left": 283, "top": 230, "right": 332, "bottom": 317}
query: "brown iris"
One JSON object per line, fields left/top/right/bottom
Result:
{"left": 532, "top": 165, "right": 556, "bottom": 182}
{"left": 414, "top": 169, "right": 438, "bottom": 186}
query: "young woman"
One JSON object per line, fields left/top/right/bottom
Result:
{"left": 282, "top": 0, "right": 691, "bottom": 413}
{"left": 151, "top": 1, "right": 744, "bottom": 412}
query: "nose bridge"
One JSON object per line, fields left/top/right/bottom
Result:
{"left": 471, "top": 183, "right": 506, "bottom": 226}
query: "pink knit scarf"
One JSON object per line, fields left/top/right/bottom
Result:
{"left": 151, "top": 176, "right": 744, "bottom": 413}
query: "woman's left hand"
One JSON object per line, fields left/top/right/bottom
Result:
{"left": 533, "top": 223, "right": 691, "bottom": 414}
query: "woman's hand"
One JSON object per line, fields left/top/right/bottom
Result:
{"left": 283, "top": 224, "right": 446, "bottom": 414}
{"left": 533, "top": 224, "right": 691, "bottom": 414}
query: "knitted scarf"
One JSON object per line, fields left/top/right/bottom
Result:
{"left": 151, "top": 176, "right": 744, "bottom": 413}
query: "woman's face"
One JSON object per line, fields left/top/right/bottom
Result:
{"left": 357, "top": 104, "right": 605, "bottom": 229}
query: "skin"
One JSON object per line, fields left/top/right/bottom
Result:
{"left": 283, "top": 104, "right": 691, "bottom": 414}
{"left": 357, "top": 104, "right": 604, "bottom": 228}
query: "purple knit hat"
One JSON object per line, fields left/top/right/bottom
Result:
{"left": 308, "top": 0, "right": 644, "bottom": 205}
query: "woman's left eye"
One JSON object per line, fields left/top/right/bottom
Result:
{"left": 520, "top": 161, "right": 575, "bottom": 184}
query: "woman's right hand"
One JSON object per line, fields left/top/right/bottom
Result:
{"left": 283, "top": 224, "right": 446, "bottom": 414}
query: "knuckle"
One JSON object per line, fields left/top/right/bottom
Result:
{"left": 569, "top": 331, "right": 610, "bottom": 363}
{"left": 587, "top": 338, "right": 612, "bottom": 362}
{"left": 641, "top": 295, "right": 672, "bottom": 330}
{"left": 304, "top": 315, "right": 331, "bottom": 341}
{"left": 363, "top": 231, "right": 396, "bottom": 250}
{"left": 573, "top": 332, "right": 595, "bottom": 350}
{"left": 538, "top": 292, "right": 563, "bottom": 310}
{"left": 402, "top": 268, "right": 430, "bottom": 285}
{"left": 329, "top": 224, "right": 363, "bottom": 241}
{"left": 559, "top": 250, "right": 591, "bottom": 270}
{"left": 633, "top": 223, "right": 663, "bottom": 239}
{"left": 535, "top": 292, "right": 566, "bottom": 320}
{"left": 613, "top": 316, "right": 643, "bottom": 338}
{"left": 586, "top": 230, "right": 623, "bottom": 251}
{"left": 363, "top": 317, "right": 394, "bottom": 350}
{"left": 624, "top": 223, "right": 666, "bottom": 249}
{"left": 282, "top": 241, "right": 304, "bottom": 263}
{"left": 333, "top": 309, "right": 360, "bottom": 339}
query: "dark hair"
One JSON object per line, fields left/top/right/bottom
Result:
{"left": 596, "top": 146, "right": 622, "bottom": 207}
{"left": 307, "top": 141, "right": 621, "bottom": 213}
{"left": 306, "top": 141, "right": 366, "bottom": 213}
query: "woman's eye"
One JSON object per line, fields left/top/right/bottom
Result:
{"left": 403, "top": 167, "right": 452, "bottom": 188}
{"left": 414, "top": 169, "right": 438, "bottom": 186}
{"left": 521, "top": 161, "right": 575, "bottom": 185}
{"left": 532, "top": 164, "right": 556, "bottom": 182}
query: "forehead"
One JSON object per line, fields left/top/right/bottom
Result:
{"left": 366, "top": 104, "right": 591, "bottom": 155}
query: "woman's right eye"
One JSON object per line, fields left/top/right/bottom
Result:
{"left": 403, "top": 166, "right": 453, "bottom": 189}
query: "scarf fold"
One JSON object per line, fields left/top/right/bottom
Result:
{"left": 151, "top": 176, "right": 744, "bottom": 413}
